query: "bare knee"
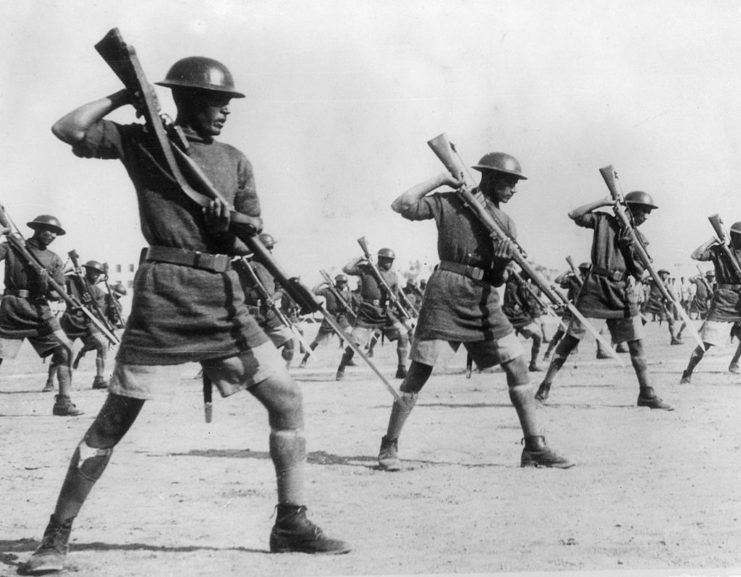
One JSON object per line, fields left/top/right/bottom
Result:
{"left": 85, "top": 394, "right": 144, "bottom": 448}
{"left": 251, "top": 376, "right": 304, "bottom": 430}
{"left": 502, "top": 356, "right": 529, "bottom": 388}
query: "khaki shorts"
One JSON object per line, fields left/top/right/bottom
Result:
{"left": 515, "top": 321, "right": 540, "bottom": 339}
{"left": 349, "top": 323, "right": 404, "bottom": 347}
{"left": 108, "top": 341, "right": 288, "bottom": 400}
{"left": 410, "top": 331, "right": 524, "bottom": 370}
{"left": 699, "top": 320, "right": 734, "bottom": 347}
{"left": 0, "top": 329, "right": 68, "bottom": 360}
{"left": 566, "top": 315, "right": 644, "bottom": 344}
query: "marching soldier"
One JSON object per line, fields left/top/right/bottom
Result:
{"left": 542, "top": 263, "right": 589, "bottom": 362}
{"left": 27, "top": 51, "right": 347, "bottom": 574}
{"left": 299, "top": 273, "right": 352, "bottom": 368}
{"left": 61, "top": 260, "right": 111, "bottom": 390}
{"left": 535, "top": 191, "right": 672, "bottom": 410}
{"left": 680, "top": 223, "right": 741, "bottom": 382}
{"left": 0, "top": 215, "right": 82, "bottom": 416}
{"left": 376, "top": 151, "right": 571, "bottom": 471}
{"left": 642, "top": 269, "right": 684, "bottom": 345}
{"left": 335, "top": 248, "right": 410, "bottom": 380}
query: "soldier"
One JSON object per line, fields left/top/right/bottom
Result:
{"left": 376, "top": 151, "right": 571, "bottom": 471}
{"left": 535, "top": 191, "right": 672, "bottom": 410}
{"left": 236, "top": 233, "right": 296, "bottom": 367}
{"left": 105, "top": 281, "right": 127, "bottom": 329}
{"left": 542, "top": 262, "right": 589, "bottom": 362}
{"left": 501, "top": 268, "right": 544, "bottom": 372}
{"left": 298, "top": 273, "right": 352, "bottom": 368}
{"left": 642, "top": 269, "right": 684, "bottom": 345}
{"left": 0, "top": 215, "right": 82, "bottom": 416}
{"left": 680, "top": 223, "right": 741, "bottom": 383}
{"left": 60, "top": 260, "right": 111, "bottom": 390}
{"left": 26, "top": 53, "right": 348, "bottom": 574}
{"left": 335, "top": 248, "right": 410, "bottom": 380}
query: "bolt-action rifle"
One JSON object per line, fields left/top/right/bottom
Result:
{"left": 93, "top": 28, "right": 399, "bottom": 402}
{"left": 356, "top": 237, "right": 416, "bottom": 332}
{"left": 319, "top": 269, "right": 357, "bottom": 323}
{"left": 427, "top": 133, "right": 623, "bottom": 365}
{"left": 599, "top": 165, "right": 703, "bottom": 349}
{"left": 708, "top": 214, "right": 741, "bottom": 283}
{"left": 509, "top": 269, "right": 567, "bottom": 332}
{"left": 0, "top": 206, "right": 119, "bottom": 345}
{"left": 101, "top": 263, "right": 126, "bottom": 329}
{"left": 68, "top": 250, "right": 120, "bottom": 344}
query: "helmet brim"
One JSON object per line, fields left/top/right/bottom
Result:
{"left": 155, "top": 81, "right": 245, "bottom": 98}
{"left": 471, "top": 166, "right": 528, "bottom": 180}
{"left": 27, "top": 222, "right": 65, "bottom": 236}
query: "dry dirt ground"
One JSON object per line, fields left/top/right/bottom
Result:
{"left": 2, "top": 319, "right": 741, "bottom": 577}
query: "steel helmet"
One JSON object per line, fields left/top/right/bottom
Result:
{"left": 730, "top": 222, "right": 741, "bottom": 235}
{"left": 27, "top": 215, "right": 65, "bottom": 236}
{"left": 112, "top": 282, "right": 127, "bottom": 296}
{"left": 83, "top": 260, "right": 105, "bottom": 274}
{"left": 578, "top": 262, "right": 590, "bottom": 271}
{"left": 259, "top": 233, "right": 276, "bottom": 249}
{"left": 377, "top": 248, "right": 396, "bottom": 260}
{"left": 472, "top": 152, "right": 527, "bottom": 180}
{"left": 156, "top": 57, "right": 245, "bottom": 98}
{"left": 334, "top": 273, "right": 348, "bottom": 284}
{"left": 658, "top": 269, "right": 670, "bottom": 276}
{"left": 624, "top": 191, "right": 658, "bottom": 210}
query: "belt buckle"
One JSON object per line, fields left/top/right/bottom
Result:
{"left": 213, "top": 254, "right": 228, "bottom": 271}
{"left": 609, "top": 270, "right": 622, "bottom": 282}
{"left": 466, "top": 265, "right": 484, "bottom": 281}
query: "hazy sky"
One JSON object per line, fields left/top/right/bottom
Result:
{"left": 3, "top": 0, "right": 741, "bottom": 285}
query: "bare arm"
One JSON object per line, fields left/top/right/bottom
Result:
{"left": 390, "top": 172, "right": 462, "bottom": 214}
{"left": 568, "top": 195, "right": 614, "bottom": 221}
{"left": 691, "top": 237, "right": 718, "bottom": 261}
{"left": 51, "top": 89, "right": 132, "bottom": 144}
{"left": 342, "top": 256, "right": 365, "bottom": 276}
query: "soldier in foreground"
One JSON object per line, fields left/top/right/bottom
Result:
{"left": 680, "top": 223, "right": 741, "bottom": 382}
{"left": 25, "top": 52, "right": 348, "bottom": 575}
{"left": 535, "top": 192, "right": 672, "bottom": 410}
{"left": 377, "top": 151, "right": 572, "bottom": 471}
{"left": 0, "top": 215, "right": 82, "bottom": 416}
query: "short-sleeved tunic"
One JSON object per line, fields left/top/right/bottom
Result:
{"left": 73, "top": 120, "right": 267, "bottom": 364}
{"left": 400, "top": 191, "right": 513, "bottom": 342}
{"left": 702, "top": 245, "right": 741, "bottom": 322}
{"left": 572, "top": 212, "right": 641, "bottom": 319}
{"left": 0, "top": 239, "right": 65, "bottom": 338}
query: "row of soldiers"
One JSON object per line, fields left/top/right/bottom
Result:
{"left": 13, "top": 41, "right": 741, "bottom": 575}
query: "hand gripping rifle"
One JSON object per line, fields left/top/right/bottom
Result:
{"left": 356, "top": 236, "right": 416, "bottom": 332}
{"left": 68, "top": 250, "right": 120, "bottom": 344}
{"left": 233, "top": 256, "right": 314, "bottom": 356}
{"left": 427, "top": 133, "right": 623, "bottom": 365}
{"left": 599, "top": 165, "right": 704, "bottom": 349}
{"left": 708, "top": 214, "right": 741, "bottom": 283}
{"left": 0, "top": 206, "right": 120, "bottom": 345}
{"left": 94, "top": 29, "right": 399, "bottom": 402}
{"left": 319, "top": 269, "right": 357, "bottom": 323}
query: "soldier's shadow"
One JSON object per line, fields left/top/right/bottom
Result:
{"left": 2, "top": 539, "right": 266, "bottom": 575}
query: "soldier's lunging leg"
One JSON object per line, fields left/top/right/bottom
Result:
{"left": 26, "top": 393, "right": 144, "bottom": 573}
{"left": 378, "top": 360, "right": 432, "bottom": 471}
{"left": 680, "top": 342, "right": 712, "bottom": 383}
{"left": 630, "top": 339, "right": 672, "bottom": 409}
{"left": 535, "top": 334, "right": 580, "bottom": 402}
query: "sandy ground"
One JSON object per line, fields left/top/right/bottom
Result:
{"left": 2, "top": 319, "right": 741, "bottom": 577}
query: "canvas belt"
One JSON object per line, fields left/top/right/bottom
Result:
{"left": 718, "top": 283, "right": 741, "bottom": 290}
{"left": 141, "top": 246, "right": 231, "bottom": 273}
{"left": 363, "top": 298, "right": 386, "bottom": 307}
{"left": 4, "top": 289, "right": 31, "bottom": 298}
{"left": 590, "top": 266, "right": 626, "bottom": 282}
{"left": 439, "top": 260, "right": 488, "bottom": 282}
